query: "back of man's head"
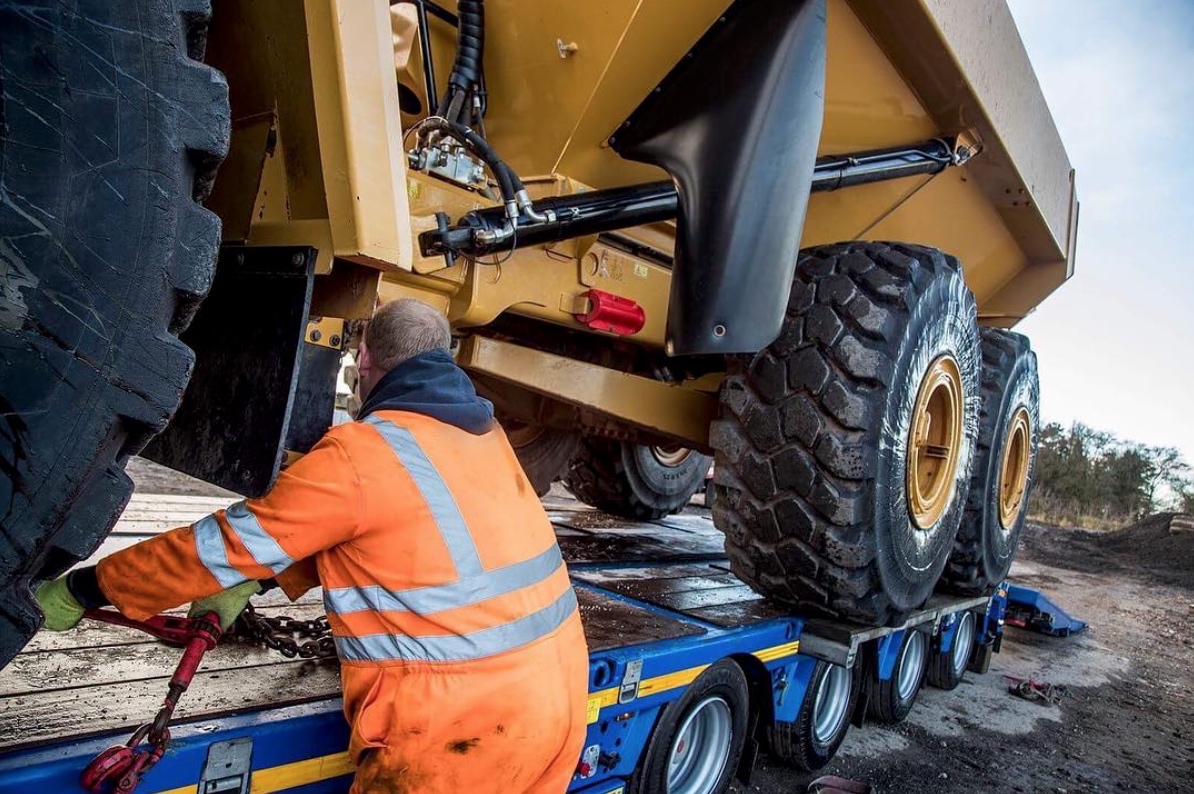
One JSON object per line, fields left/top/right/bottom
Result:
{"left": 364, "top": 298, "right": 451, "bottom": 373}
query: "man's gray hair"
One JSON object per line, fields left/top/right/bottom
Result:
{"left": 365, "top": 298, "right": 452, "bottom": 372}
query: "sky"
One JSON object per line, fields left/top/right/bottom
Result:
{"left": 1005, "top": 0, "right": 1194, "bottom": 465}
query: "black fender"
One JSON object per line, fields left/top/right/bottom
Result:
{"left": 611, "top": 0, "right": 827, "bottom": 356}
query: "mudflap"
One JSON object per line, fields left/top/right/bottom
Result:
{"left": 611, "top": 0, "right": 827, "bottom": 355}
{"left": 143, "top": 246, "right": 340, "bottom": 496}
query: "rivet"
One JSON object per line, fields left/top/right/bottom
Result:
{"left": 713, "top": 324, "right": 727, "bottom": 337}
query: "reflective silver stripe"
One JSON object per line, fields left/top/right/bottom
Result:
{"left": 193, "top": 515, "right": 245, "bottom": 589}
{"left": 323, "top": 544, "right": 563, "bottom": 616}
{"left": 364, "top": 416, "right": 483, "bottom": 578}
{"left": 225, "top": 501, "right": 294, "bottom": 575}
{"left": 334, "top": 587, "right": 578, "bottom": 663}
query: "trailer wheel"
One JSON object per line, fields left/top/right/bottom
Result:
{"left": 632, "top": 659, "right": 750, "bottom": 794}
{"left": 927, "top": 611, "right": 976, "bottom": 690}
{"left": 769, "top": 660, "right": 859, "bottom": 771}
{"left": 0, "top": 0, "right": 229, "bottom": 667}
{"left": 502, "top": 419, "right": 579, "bottom": 497}
{"left": 713, "top": 243, "right": 981, "bottom": 625}
{"left": 866, "top": 630, "right": 928, "bottom": 724}
{"left": 566, "top": 437, "right": 712, "bottom": 520}
{"left": 942, "top": 329, "right": 1039, "bottom": 595}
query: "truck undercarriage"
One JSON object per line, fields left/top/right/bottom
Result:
{"left": 0, "top": 0, "right": 1076, "bottom": 667}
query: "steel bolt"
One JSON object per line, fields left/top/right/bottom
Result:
{"left": 713, "top": 324, "right": 727, "bottom": 337}
{"left": 330, "top": 335, "right": 341, "bottom": 347}
{"left": 310, "top": 330, "right": 322, "bottom": 342}
{"left": 291, "top": 253, "right": 305, "bottom": 266}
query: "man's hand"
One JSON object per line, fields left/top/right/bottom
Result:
{"left": 35, "top": 577, "right": 85, "bottom": 631}
{"left": 189, "top": 580, "right": 261, "bottom": 631}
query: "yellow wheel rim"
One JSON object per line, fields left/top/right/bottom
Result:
{"left": 907, "top": 355, "right": 964, "bottom": 529}
{"left": 998, "top": 407, "right": 1032, "bottom": 529}
{"left": 652, "top": 445, "right": 692, "bottom": 467}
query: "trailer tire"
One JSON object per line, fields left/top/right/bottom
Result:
{"left": 926, "top": 610, "right": 976, "bottom": 690}
{"left": 502, "top": 420, "right": 579, "bottom": 497}
{"left": 865, "top": 630, "right": 928, "bottom": 724}
{"left": 713, "top": 243, "right": 981, "bottom": 625}
{"left": 942, "top": 329, "right": 1039, "bottom": 595}
{"left": 566, "top": 437, "right": 712, "bottom": 521}
{"left": 769, "top": 660, "right": 859, "bottom": 771}
{"left": 632, "top": 659, "right": 750, "bottom": 794}
{"left": 0, "top": 0, "right": 229, "bottom": 667}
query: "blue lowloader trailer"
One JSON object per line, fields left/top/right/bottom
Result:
{"left": 0, "top": 499, "right": 1047, "bottom": 794}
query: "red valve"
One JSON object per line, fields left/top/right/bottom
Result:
{"left": 573, "top": 289, "right": 646, "bottom": 336}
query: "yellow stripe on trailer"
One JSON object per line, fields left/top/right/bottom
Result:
{"left": 151, "top": 751, "right": 354, "bottom": 794}
{"left": 584, "top": 639, "right": 801, "bottom": 724}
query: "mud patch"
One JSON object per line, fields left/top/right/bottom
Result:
{"left": 447, "top": 737, "right": 480, "bottom": 754}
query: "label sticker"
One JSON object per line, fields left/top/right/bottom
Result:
{"left": 586, "top": 697, "right": 601, "bottom": 725}
{"left": 633, "top": 263, "right": 649, "bottom": 279}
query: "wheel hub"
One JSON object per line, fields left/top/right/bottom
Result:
{"left": 652, "top": 445, "right": 693, "bottom": 467}
{"left": 998, "top": 407, "right": 1032, "bottom": 529}
{"left": 907, "top": 355, "right": 964, "bottom": 529}
{"left": 897, "top": 631, "right": 927, "bottom": 701}
{"left": 812, "top": 664, "right": 852, "bottom": 745}
{"left": 666, "top": 695, "right": 733, "bottom": 794}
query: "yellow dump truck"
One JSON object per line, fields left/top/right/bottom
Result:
{"left": 0, "top": 0, "right": 1076, "bottom": 665}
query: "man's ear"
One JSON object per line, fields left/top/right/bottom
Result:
{"left": 357, "top": 338, "right": 372, "bottom": 373}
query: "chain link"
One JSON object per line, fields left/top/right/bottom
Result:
{"left": 232, "top": 604, "right": 338, "bottom": 660}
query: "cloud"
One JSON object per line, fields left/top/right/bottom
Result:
{"left": 1006, "top": 0, "right": 1194, "bottom": 463}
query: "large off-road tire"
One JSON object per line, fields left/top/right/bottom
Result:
{"left": 502, "top": 419, "right": 580, "bottom": 497}
{"left": 942, "top": 329, "right": 1039, "bottom": 595}
{"left": 0, "top": 0, "right": 229, "bottom": 666}
{"left": 566, "top": 437, "right": 712, "bottom": 521}
{"left": 712, "top": 243, "right": 981, "bottom": 625}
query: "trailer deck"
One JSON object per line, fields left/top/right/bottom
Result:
{"left": 0, "top": 492, "right": 764, "bottom": 753}
{"left": 0, "top": 492, "right": 999, "bottom": 794}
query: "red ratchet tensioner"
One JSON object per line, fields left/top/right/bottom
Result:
{"left": 78, "top": 609, "right": 222, "bottom": 793}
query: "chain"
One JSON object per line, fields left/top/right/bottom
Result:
{"left": 232, "top": 604, "right": 338, "bottom": 660}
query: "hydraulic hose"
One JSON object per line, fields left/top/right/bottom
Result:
{"left": 440, "top": 0, "right": 484, "bottom": 124}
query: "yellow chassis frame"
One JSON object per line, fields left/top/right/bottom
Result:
{"left": 203, "top": 0, "right": 1076, "bottom": 448}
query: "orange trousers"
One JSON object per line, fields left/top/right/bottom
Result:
{"left": 347, "top": 618, "right": 588, "bottom": 793}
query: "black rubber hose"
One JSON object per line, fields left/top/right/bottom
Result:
{"left": 439, "top": 0, "right": 483, "bottom": 122}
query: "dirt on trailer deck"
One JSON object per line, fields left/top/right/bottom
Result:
{"left": 735, "top": 519, "right": 1194, "bottom": 794}
{"left": 121, "top": 459, "right": 1192, "bottom": 792}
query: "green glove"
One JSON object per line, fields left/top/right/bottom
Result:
{"left": 35, "top": 577, "right": 85, "bottom": 631}
{"left": 189, "top": 580, "right": 261, "bottom": 631}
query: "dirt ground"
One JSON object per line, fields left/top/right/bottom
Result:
{"left": 734, "top": 519, "right": 1194, "bottom": 794}
{"left": 126, "top": 458, "right": 1193, "bottom": 793}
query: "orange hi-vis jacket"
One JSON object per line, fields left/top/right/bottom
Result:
{"left": 97, "top": 410, "right": 590, "bottom": 793}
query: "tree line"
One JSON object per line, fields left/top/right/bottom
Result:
{"left": 1030, "top": 422, "right": 1193, "bottom": 530}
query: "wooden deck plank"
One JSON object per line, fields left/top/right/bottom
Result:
{"left": 0, "top": 638, "right": 305, "bottom": 696}
{"left": 0, "top": 659, "right": 341, "bottom": 752}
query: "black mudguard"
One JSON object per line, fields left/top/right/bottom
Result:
{"left": 611, "top": 0, "right": 827, "bottom": 356}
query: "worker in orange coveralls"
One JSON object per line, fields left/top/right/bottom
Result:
{"left": 36, "top": 298, "right": 590, "bottom": 793}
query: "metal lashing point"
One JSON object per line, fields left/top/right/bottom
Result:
{"left": 907, "top": 355, "right": 964, "bottom": 529}
{"left": 998, "top": 407, "right": 1032, "bottom": 529}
